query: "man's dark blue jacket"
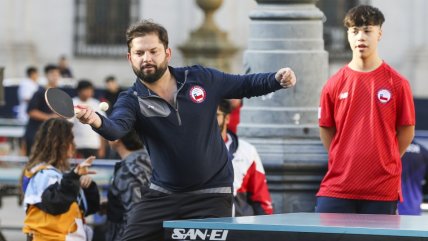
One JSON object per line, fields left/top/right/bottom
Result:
{"left": 95, "top": 65, "right": 283, "bottom": 192}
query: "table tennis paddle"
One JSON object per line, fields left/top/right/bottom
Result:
{"left": 45, "top": 87, "right": 80, "bottom": 119}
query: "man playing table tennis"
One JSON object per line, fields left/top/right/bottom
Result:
{"left": 76, "top": 19, "right": 296, "bottom": 241}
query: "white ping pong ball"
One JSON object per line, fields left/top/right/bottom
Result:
{"left": 99, "top": 102, "right": 109, "bottom": 111}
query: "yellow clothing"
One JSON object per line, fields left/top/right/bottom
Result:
{"left": 22, "top": 164, "right": 89, "bottom": 241}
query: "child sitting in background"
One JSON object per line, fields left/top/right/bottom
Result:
{"left": 21, "top": 118, "right": 100, "bottom": 241}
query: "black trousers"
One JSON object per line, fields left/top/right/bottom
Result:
{"left": 315, "top": 196, "right": 397, "bottom": 214}
{"left": 122, "top": 189, "right": 233, "bottom": 241}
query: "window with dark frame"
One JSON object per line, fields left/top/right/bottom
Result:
{"left": 316, "top": 0, "right": 360, "bottom": 61}
{"left": 74, "top": 0, "right": 139, "bottom": 57}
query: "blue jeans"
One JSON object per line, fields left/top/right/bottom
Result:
{"left": 315, "top": 196, "right": 397, "bottom": 214}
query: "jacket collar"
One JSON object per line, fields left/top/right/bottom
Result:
{"left": 132, "top": 66, "right": 186, "bottom": 98}
{"left": 226, "top": 130, "right": 239, "bottom": 155}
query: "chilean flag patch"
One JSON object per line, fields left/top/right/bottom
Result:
{"left": 189, "top": 85, "right": 206, "bottom": 103}
{"left": 377, "top": 89, "right": 391, "bottom": 103}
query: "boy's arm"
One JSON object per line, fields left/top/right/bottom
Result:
{"left": 395, "top": 79, "right": 415, "bottom": 157}
{"left": 27, "top": 90, "right": 57, "bottom": 121}
{"left": 320, "top": 126, "right": 336, "bottom": 152}
{"left": 28, "top": 109, "right": 57, "bottom": 121}
{"left": 397, "top": 125, "right": 415, "bottom": 157}
{"left": 98, "top": 136, "right": 106, "bottom": 158}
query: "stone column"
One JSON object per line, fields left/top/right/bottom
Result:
{"left": 0, "top": 67, "right": 4, "bottom": 106}
{"left": 240, "top": 0, "right": 328, "bottom": 213}
{"left": 179, "top": 0, "right": 238, "bottom": 72}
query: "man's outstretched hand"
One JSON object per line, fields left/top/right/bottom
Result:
{"left": 75, "top": 104, "right": 102, "bottom": 128}
{"left": 275, "top": 68, "right": 297, "bottom": 89}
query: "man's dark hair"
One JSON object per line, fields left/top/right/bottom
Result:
{"left": 76, "top": 79, "right": 94, "bottom": 92}
{"left": 344, "top": 5, "right": 385, "bottom": 28}
{"left": 121, "top": 130, "right": 144, "bottom": 151}
{"left": 44, "top": 64, "right": 59, "bottom": 75}
{"left": 126, "top": 19, "right": 169, "bottom": 53}
{"left": 26, "top": 67, "right": 38, "bottom": 77}
{"left": 105, "top": 75, "right": 116, "bottom": 83}
{"left": 218, "top": 100, "right": 232, "bottom": 115}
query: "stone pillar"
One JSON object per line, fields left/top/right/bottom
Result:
{"left": 411, "top": 48, "right": 428, "bottom": 97}
{"left": 0, "top": 67, "right": 4, "bottom": 106}
{"left": 240, "top": 0, "right": 328, "bottom": 213}
{"left": 179, "top": 0, "right": 238, "bottom": 72}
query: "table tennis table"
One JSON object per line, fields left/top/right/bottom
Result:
{"left": 164, "top": 212, "right": 428, "bottom": 241}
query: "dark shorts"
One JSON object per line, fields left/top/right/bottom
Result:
{"left": 315, "top": 196, "right": 397, "bottom": 214}
{"left": 122, "top": 188, "right": 233, "bottom": 241}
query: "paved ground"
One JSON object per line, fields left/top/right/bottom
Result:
{"left": 0, "top": 197, "right": 24, "bottom": 241}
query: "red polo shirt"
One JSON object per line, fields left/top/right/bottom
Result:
{"left": 318, "top": 62, "right": 415, "bottom": 201}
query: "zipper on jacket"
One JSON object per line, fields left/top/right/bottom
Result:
{"left": 172, "top": 70, "right": 187, "bottom": 126}
{"left": 175, "top": 108, "right": 182, "bottom": 126}
{"left": 139, "top": 70, "right": 188, "bottom": 126}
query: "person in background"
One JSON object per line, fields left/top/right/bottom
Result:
{"left": 72, "top": 80, "right": 106, "bottom": 158}
{"left": 217, "top": 99, "right": 273, "bottom": 216}
{"left": 105, "top": 130, "right": 152, "bottom": 241}
{"left": 103, "top": 75, "right": 123, "bottom": 116}
{"left": 317, "top": 5, "right": 415, "bottom": 214}
{"left": 17, "top": 67, "right": 40, "bottom": 124}
{"left": 398, "top": 140, "right": 428, "bottom": 215}
{"left": 21, "top": 118, "right": 100, "bottom": 241}
{"left": 58, "top": 55, "right": 73, "bottom": 78}
{"left": 24, "top": 64, "right": 60, "bottom": 155}
{"left": 227, "top": 99, "right": 242, "bottom": 134}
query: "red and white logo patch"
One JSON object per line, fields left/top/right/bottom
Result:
{"left": 377, "top": 89, "right": 391, "bottom": 103}
{"left": 189, "top": 85, "right": 206, "bottom": 103}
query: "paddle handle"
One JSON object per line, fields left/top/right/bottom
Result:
{"left": 74, "top": 106, "right": 82, "bottom": 115}
{"left": 73, "top": 102, "right": 108, "bottom": 115}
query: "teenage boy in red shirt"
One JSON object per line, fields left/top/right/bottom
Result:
{"left": 317, "top": 5, "right": 415, "bottom": 214}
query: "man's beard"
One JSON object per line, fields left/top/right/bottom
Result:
{"left": 132, "top": 60, "right": 168, "bottom": 84}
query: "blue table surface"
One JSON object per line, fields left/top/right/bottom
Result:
{"left": 164, "top": 213, "right": 428, "bottom": 237}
